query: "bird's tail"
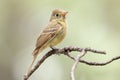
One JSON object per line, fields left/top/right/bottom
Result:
{"left": 27, "top": 49, "right": 39, "bottom": 74}
{"left": 27, "top": 46, "right": 47, "bottom": 74}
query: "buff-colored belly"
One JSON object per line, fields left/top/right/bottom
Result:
{"left": 49, "top": 29, "right": 66, "bottom": 46}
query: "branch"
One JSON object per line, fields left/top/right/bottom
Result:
{"left": 24, "top": 46, "right": 120, "bottom": 80}
{"left": 66, "top": 51, "right": 120, "bottom": 66}
{"left": 24, "top": 49, "right": 58, "bottom": 80}
{"left": 70, "top": 48, "right": 86, "bottom": 80}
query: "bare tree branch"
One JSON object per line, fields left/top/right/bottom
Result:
{"left": 70, "top": 48, "right": 86, "bottom": 80}
{"left": 79, "top": 56, "right": 120, "bottom": 66}
{"left": 24, "top": 46, "right": 120, "bottom": 80}
{"left": 65, "top": 51, "right": 120, "bottom": 66}
{"left": 24, "top": 49, "right": 58, "bottom": 80}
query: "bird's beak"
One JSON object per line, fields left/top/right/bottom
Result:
{"left": 62, "top": 11, "right": 68, "bottom": 17}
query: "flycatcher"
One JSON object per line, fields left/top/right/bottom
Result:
{"left": 27, "top": 9, "right": 68, "bottom": 73}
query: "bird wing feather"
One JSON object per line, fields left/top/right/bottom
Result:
{"left": 33, "top": 20, "right": 62, "bottom": 55}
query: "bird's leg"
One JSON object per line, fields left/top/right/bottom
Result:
{"left": 50, "top": 45, "right": 62, "bottom": 55}
{"left": 50, "top": 45, "right": 58, "bottom": 50}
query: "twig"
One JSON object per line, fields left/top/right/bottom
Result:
{"left": 79, "top": 55, "right": 120, "bottom": 66}
{"left": 70, "top": 49, "right": 86, "bottom": 80}
{"left": 24, "top": 46, "right": 120, "bottom": 80}
{"left": 65, "top": 52, "right": 120, "bottom": 66}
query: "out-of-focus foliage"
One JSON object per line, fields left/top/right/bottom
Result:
{"left": 0, "top": 0, "right": 120, "bottom": 80}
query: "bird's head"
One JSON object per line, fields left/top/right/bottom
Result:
{"left": 50, "top": 9, "right": 68, "bottom": 21}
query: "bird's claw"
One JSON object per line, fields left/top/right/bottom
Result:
{"left": 50, "top": 46, "right": 58, "bottom": 50}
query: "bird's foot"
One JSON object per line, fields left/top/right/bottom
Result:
{"left": 50, "top": 46, "right": 58, "bottom": 50}
{"left": 50, "top": 46, "right": 61, "bottom": 55}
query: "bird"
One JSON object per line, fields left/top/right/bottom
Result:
{"left": 27, "top": 9, "right": 68, "bottom": 73}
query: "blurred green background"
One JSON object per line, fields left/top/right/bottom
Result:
{"left": 0, "top": 0, "right": 120, "bottom": 80}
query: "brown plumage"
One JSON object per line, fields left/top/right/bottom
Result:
{"left": 27, "top": 9, "right": 68, "bottom": 73}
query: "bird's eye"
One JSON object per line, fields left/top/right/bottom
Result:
{"left": 55, "top": 14, "right": 59, "bottom": 17}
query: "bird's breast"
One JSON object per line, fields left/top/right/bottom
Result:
{"left": 50, "top": 26, "right": 67, "bottom": 46}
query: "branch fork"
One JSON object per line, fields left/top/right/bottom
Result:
{"left": 24, "top": 46, "right": 120, "bottom": 80}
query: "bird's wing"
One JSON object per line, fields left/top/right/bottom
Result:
{"left": 34, "top": 21, "right": 63, "bottom": 54}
